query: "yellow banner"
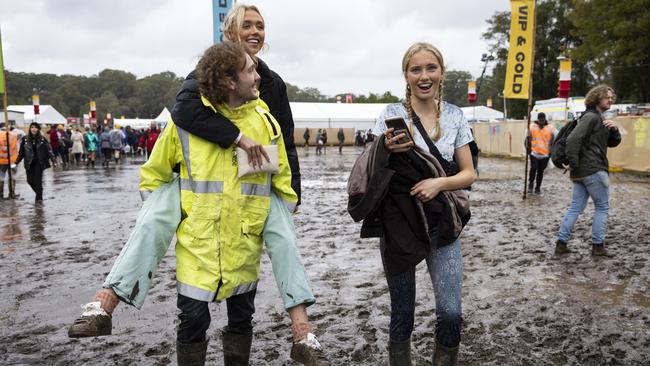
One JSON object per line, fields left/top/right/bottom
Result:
{"left": 0, "top": 29, "right": 5, "bottom": 94}
{"left": 504, "top": 0, "right": 536, "bottom": 99}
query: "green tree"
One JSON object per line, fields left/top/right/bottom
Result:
{"left": 134, "top": 71, "right": 182, "bottom": 118}
{"left": 482, "top": 0, "right": 594, "bottom": 118}
{"left": 569, "top": 0, "right": 650, "bottom": 102}
{"left": 443, "top": 70, "right": 474, "bottom": 107}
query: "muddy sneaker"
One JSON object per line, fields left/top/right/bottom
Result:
{"left": 290, "top": 333, "right": 330, "bottom": 366}
{"left": 554, "top": 240, "right": 572, "bottom": 255}
{"left": 68, "top": 301, "right": 112, "bottom": 338}
{"left": 591, "top": 244, "right": 610, "bottom": 257}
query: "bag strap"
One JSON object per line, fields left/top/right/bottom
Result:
{"left": 408, "top": 110, "right": 452, "bottom": 174}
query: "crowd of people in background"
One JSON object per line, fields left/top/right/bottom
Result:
{"left": 0, "top": 121, "right": 163, "bottom": 201}
{"left": 42, "top": 121, "right": 162, "bottom": 169}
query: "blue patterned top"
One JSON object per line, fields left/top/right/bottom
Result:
{"left": 373, "top": 102, "right": 473, "bottom": 162}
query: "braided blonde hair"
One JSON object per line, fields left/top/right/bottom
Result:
{"left": 402, "top": 42, "right": 445, "bottom": 141}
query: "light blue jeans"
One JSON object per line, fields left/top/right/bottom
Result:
{"left": 558, "top": 170, "right": 610, "bottom": 245}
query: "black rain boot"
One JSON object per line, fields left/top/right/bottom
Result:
{"left": 388, "top": 339, "right": 412, "bottom": 366}
{"left": 0, "top": 181, "right": 4, "bottom": 199}
{"left": 554, "top": 240, "right": 572, "bottom": 255}
{"left": 222, "top": 329, "right": 252, "bottom": 366}
{"left": 176, "top": 339, "right": 208, "bottom": 366}
{"left": 432, "top": 341, "right": 458, "bottom": 366}
{"left": 592, "top": 243, "right": 611, "bottom": 257}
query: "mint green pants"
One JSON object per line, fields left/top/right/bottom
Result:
{"left": 103, "top": 179, "right": 315, "bottom": 310}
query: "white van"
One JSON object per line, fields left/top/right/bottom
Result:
{"left": 531, "top": 97, "right": 586, "bottom": 121}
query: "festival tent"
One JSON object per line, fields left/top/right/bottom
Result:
{"left": 461, "top": 105, "right": 504, "bottom": 122}
{"left": 7, "top": 105, "right": 66, "bottom": 126}
{"left": 114, "top": 118, "right": 157, "bottom": 130}
{"left": 289, "top": 102, "right": 390, "bottom": 131}
{"left": 0, "top": 110, "right": 26, "bottom": 126}
{"left": 154, "top": 107, "right": 171, "bottom": 124}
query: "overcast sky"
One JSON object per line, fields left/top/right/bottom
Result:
{"left": 0, "top": 0, "right": 509, "bottom": 97}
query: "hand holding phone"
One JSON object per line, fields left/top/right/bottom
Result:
{"left": 385, "top": 117, "right": 413, "bottom": 144}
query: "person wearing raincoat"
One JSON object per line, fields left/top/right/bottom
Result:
{"left": 69, "top": 4, "right": 329, "bottom": 366}
{"left": 70, "top": 42, "right": 299, "bottom": 365}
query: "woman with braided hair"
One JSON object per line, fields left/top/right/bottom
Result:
{"left": 371, "top": 42, "right": 475, "bottom": 365}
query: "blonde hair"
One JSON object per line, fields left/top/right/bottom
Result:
{"left": 221, "top": 4, "right": 265, "bottom": 52}
{"left": 584, "top": 84, "right": 615, "bottom": 108}
{"left": 402, "top": 42, "right": 445, "bottom": 141}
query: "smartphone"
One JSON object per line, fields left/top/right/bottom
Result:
{"left": 385, "top": 117, "right": 413, "bottom": 144}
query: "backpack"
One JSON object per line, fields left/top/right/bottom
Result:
{"left": 550, "top": 118, "right": 578, "bottom": 169}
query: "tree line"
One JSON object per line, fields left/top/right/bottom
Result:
{"left": 5, "top": 0, "right": 647, "bottom": 121}
{"left": 480, "top": 0, "right": 649, "bottom": 118}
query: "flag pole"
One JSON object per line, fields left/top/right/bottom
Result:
{"left": 522, "top": 1, "right": 537, "bottom": 200}
{"left": 0, "top": 28, "right": 14, "bottom": 199}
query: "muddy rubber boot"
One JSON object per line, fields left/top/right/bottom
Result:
{"left": 432, "top": 341, "right": 458, "bottom": 366}
{"left": 592, "top": 244, "right": 610, "bottom": 257}
{"left": 68, "top": 302, "right": 112, "bottom": 338}
{"left": 554, "top": 240, "right": 572, "bottom": 255}
{"left": 388, "top": 339, "right": 412, "bottom": 366}
{"left": 222, "top": 330, "right": 252, "bottom": 366}
{"left": 177, "top": 339, "right": 208, "bottom": 366}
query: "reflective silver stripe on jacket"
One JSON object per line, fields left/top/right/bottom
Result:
{"left": 241, "top": 170, "right": 272, "bottom": 197}
{"left": 176, "top": 125, "right": 193, "bottom": 186}
{"left": 230, "top": 280, "right": 259, "bottom": 297}
{"left": 180, "top": 178, "right": 224, "bottom": 194}
{"left": 176, "top": 125, "right": 226, "bottom": 194}
{"left": 177, "top": 281, "right": 216, "bottom": 302}
{"left": 176, "top": 123, "right": 272, "bottom": 198}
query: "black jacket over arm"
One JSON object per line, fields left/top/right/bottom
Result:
{"left": 347, "top": 137, "right": 470, "bottom": 276}
{"left": 170, "top": 58, "right": 301, "bottom": 202}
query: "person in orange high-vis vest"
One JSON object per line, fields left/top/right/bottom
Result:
{"left": 0, "top": 123, "right": 20, "bottom": 199}
{"left": 526, "top": 112, "right": 556, "bottom": 194}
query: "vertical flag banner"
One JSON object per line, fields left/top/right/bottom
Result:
{"left": 213, "top": 0, "right": 234, "bottom": 44}
{"left": 504, "top": 0, "right": 536, "bottom": 99}
{"left": 32, "top": 94, "right": 40, "bottom": 115}
{"left": 467, "top": 81, "right": 477, "bottom": 103}
{"left": 558, "top": 58, "right": 572, "bottom": 98}
{"left": 90, "top": 100, "right": 97, "bottom": 124}
{"left": 0, "top": 28, "right": 6, "bottom": 94}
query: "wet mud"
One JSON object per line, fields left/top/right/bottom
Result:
{"left": 0, "top": 148, "right": 649, "bottom": 365}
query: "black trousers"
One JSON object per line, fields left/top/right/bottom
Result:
{"left": 176, "top": 290, "right": 256, "bottom": 345}
{"left": 529, "top": 155, "right": 550, "bottom": 189}
{"left": 26, "top": 162, "right": 44, "bottom": 200}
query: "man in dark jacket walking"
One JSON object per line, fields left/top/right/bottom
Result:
{"left": 555, "top": 84, "right": 622, "bottom": 256}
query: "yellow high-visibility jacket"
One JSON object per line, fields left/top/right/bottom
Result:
{"left": 139, "top": 97, "right": 297, "bottom": 302}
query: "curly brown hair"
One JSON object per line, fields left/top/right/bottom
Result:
{"left": 584, "top": 84, "right": 615, "bottom": 108}
{"left": 196, "top": 42, "right": 247, "bottom": 106}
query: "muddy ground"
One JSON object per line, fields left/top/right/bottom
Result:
{"left": 0, "top": 146, "right": 648, "bottom": 365}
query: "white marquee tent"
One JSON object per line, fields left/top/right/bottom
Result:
{"left": 7, "top": 105, "right": 66, "bottom": 127}
{"left": 461, "top": 105, "right": 504, "bottom": 122}
{"left": 289, "top": 102, "right": 389, "bottom": 131}
{"left": 0, "top": 110, "right": 26, "bottom": 126}
{"left": 154, "top": 107, "right": 171, "bottom": 123}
